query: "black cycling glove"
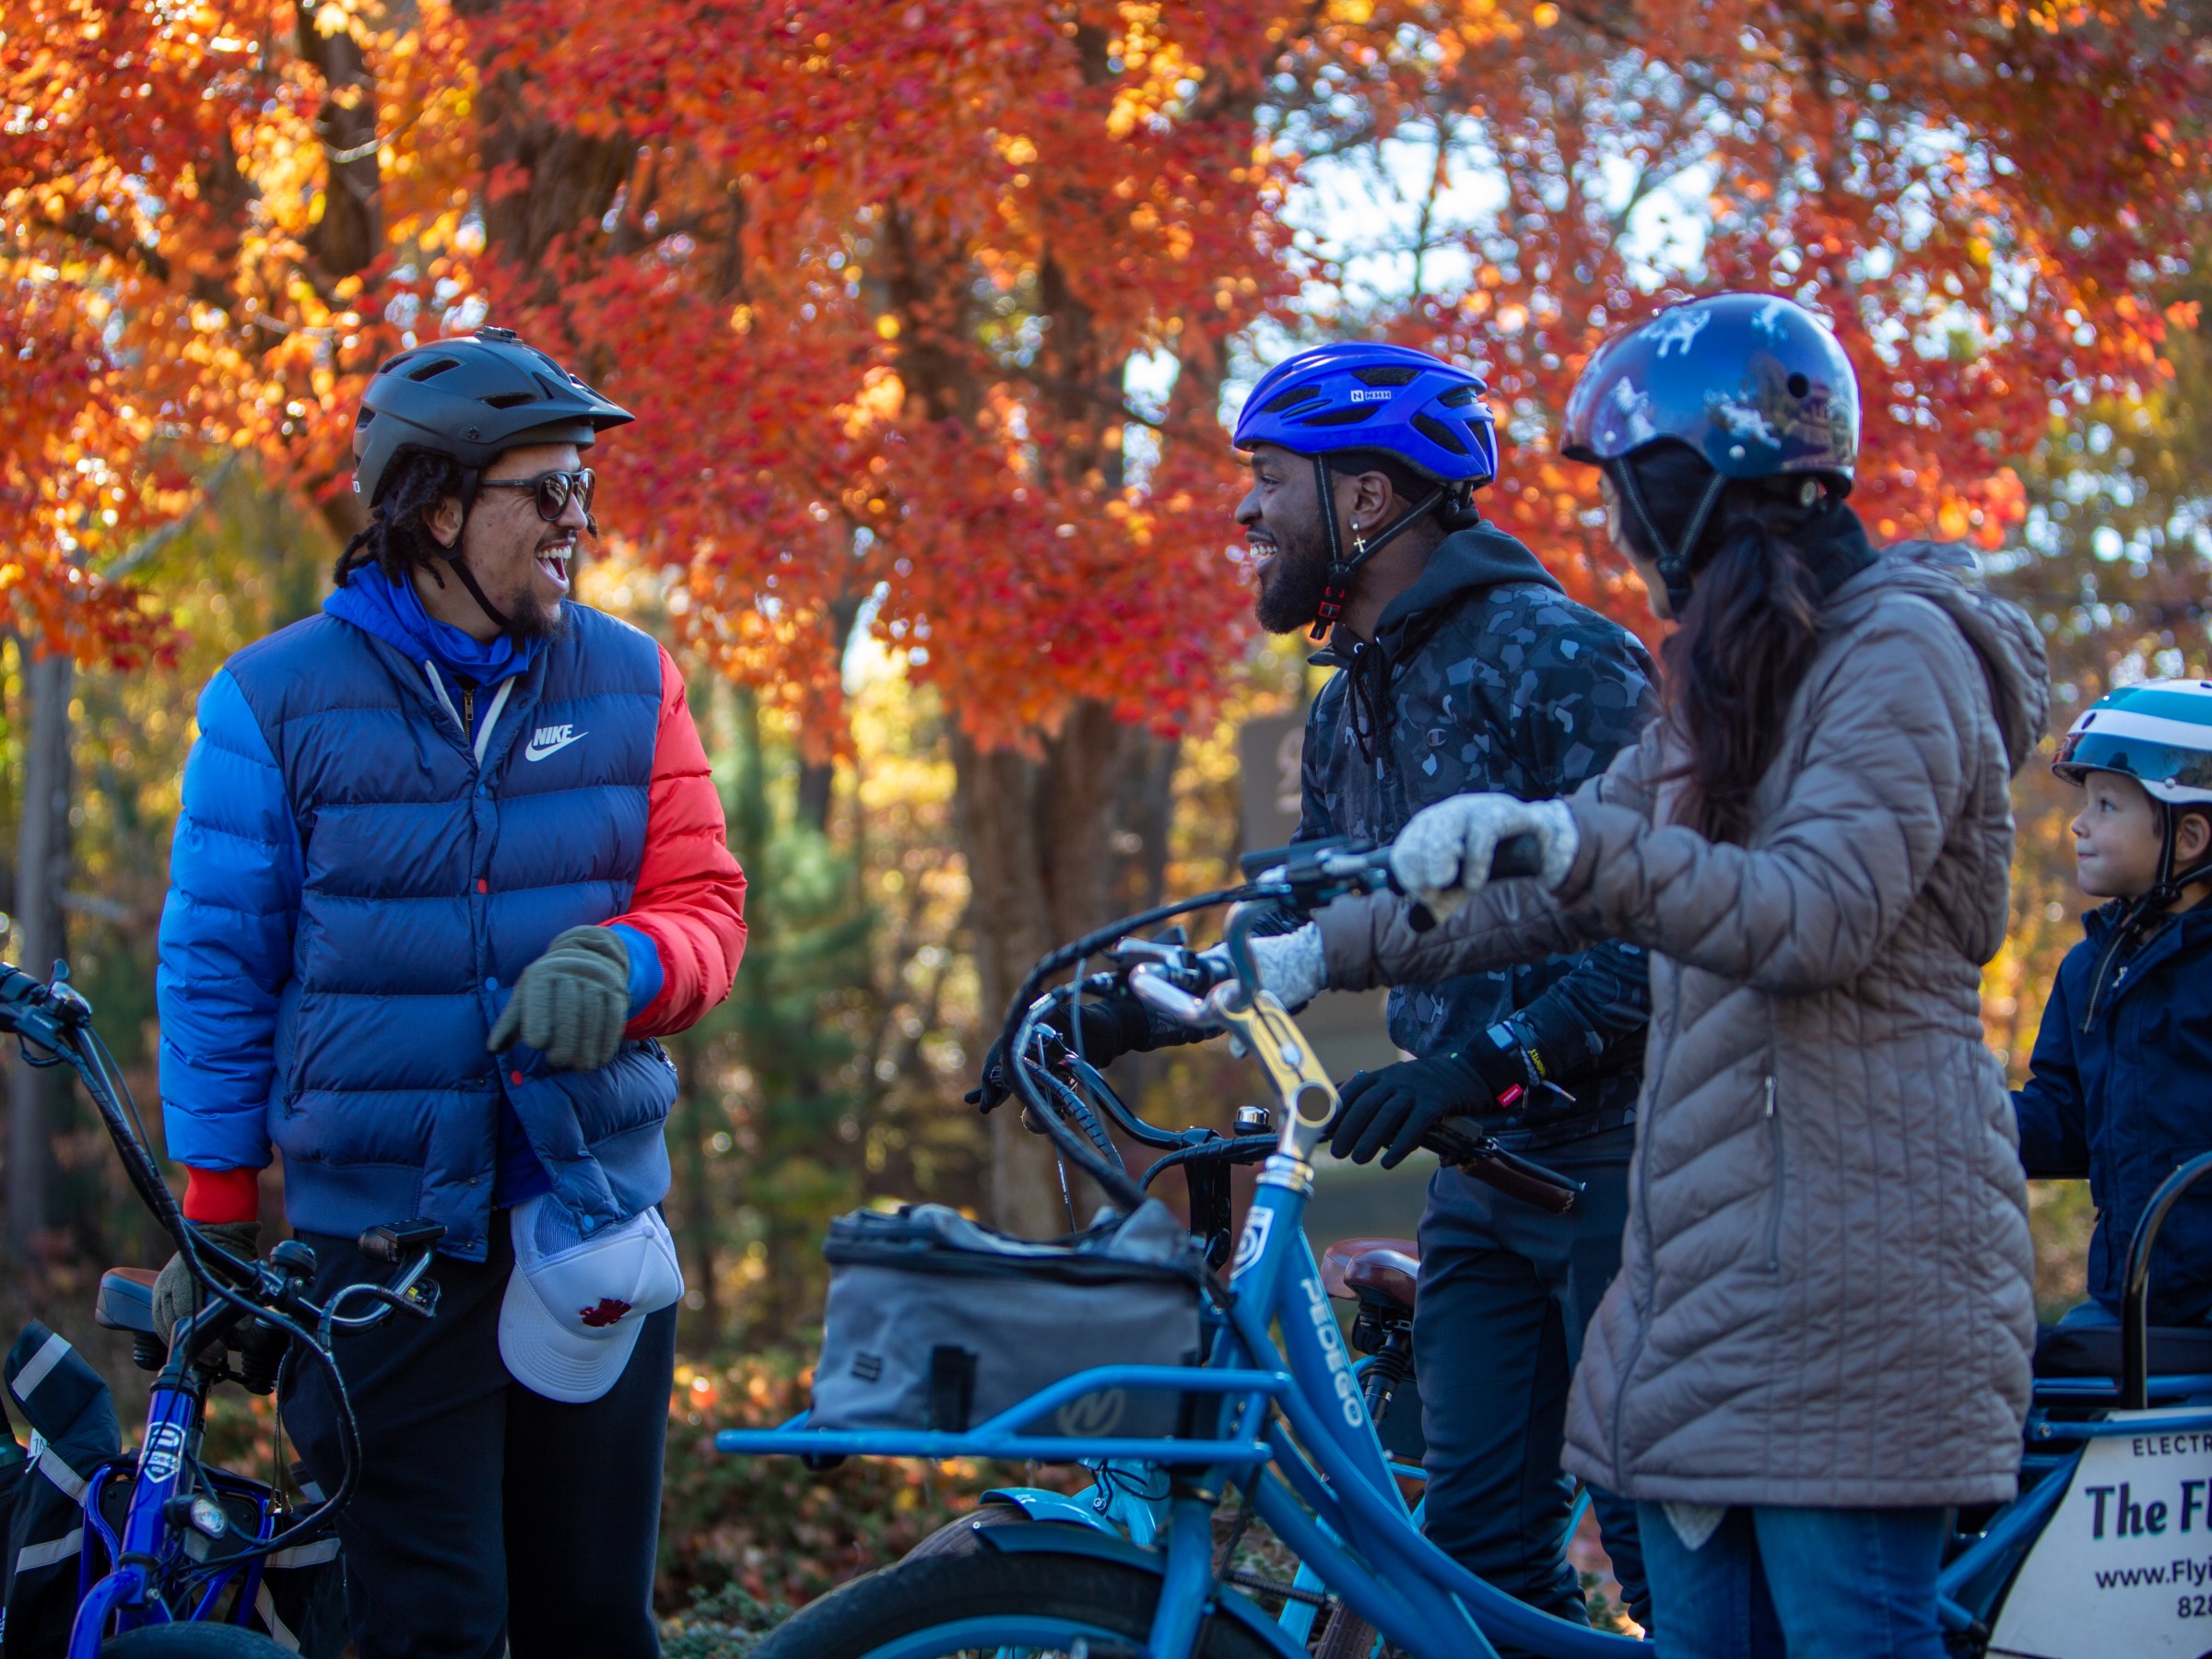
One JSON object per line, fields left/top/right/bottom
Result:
{"left": 1328, "top": 1027, "right": 1532, "bottom": 1169}
{"left": 967, "top": 992, "right": 1160, "bottom": 1114}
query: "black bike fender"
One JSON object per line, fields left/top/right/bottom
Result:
{"left": 975, "top": 1519, "right": 1310, "bottom": 1658}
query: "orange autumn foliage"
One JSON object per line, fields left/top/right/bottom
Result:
{"left": 5, "top": 0, "right": 2206, "bottom": 726}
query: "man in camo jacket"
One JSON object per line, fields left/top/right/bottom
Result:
{"left": 1233, "top": 342, "right": 1656, "bottom": 1640}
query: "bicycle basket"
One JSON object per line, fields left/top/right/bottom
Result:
{"left": 810, "top": 1199, "right": 1206, "bottom": 1440}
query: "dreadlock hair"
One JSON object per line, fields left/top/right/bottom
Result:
{"left": 1613, "top": 440, "right": 1835, "bottom": 847}
{"left": 332, "top": 447, "right": 465, "bottom": 590}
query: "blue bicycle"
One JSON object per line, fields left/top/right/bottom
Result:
{"left": 0, "top": 962, "right": 441, "bottom": 1658}
{"left": 721, "top": 837, "right": 1649, "bottom": 1658}
{"left": 722, "top": 839, "right": 2212, "bottom": 1658}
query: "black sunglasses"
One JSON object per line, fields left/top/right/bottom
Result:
{"left": 476, "top": 467, "right": 595, "bottom": 523}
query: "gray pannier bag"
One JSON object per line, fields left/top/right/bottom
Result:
{"left": 810, "top": 1198, "right": 1206, "bottom": 1441}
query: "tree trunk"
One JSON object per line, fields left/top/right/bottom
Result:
{"left": 670, "top": 1025, "right": 720, "bottom": 1342}
{"left": 954, "top": 701, "right": 1166, "bottom": 1236}
{"left": 8, "top": 649, "right": 71, "bottom": 1253}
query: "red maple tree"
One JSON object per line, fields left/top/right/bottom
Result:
{"left": 6, "top": 1, "right": 2205, "bottom": 1225}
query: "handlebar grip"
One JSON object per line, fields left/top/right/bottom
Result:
{"left": 1424, "top": 1120, "right": 1582, "bottom": 1215}
{"left": 1406, "top": 831, "right": 1543, "bottom": 934}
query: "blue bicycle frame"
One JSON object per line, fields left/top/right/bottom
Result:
{"left": 720, "top": 967, "right": 1644, "bottom": 1659}
{"left": 66, "top": 1329, "right": 286, "bottom": 1654}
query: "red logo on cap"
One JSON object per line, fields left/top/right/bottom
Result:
{"left": 577, "top": 1298, "right": 633, "bottom": 1328}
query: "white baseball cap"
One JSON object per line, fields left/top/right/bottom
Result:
{"left": 498, "top": 1194, "right": 684, "bottom": 1403}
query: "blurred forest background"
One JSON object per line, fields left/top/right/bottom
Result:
{"left": 6, "top": 0, "right": 2212, "bottom": 1632}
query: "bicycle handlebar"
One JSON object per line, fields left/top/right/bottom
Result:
{"left": 0, "top": 956, "right": 444, "bottom": 1565}
{"left": 1005, "top": 836, "right": 1583, "bottom": 1217}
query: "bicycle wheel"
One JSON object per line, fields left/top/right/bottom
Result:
{"left": 749, "top": 1547, "right": 1281, "bottom": 1658}
{"left": 100, "top": 1625, "right": 291, "bottom": 1657}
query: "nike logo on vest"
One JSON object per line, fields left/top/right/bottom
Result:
{"left": 524, "top": 724, "right": 586, "bottom": 762}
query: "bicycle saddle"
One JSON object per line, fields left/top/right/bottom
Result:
{"left": 1320, "top": 1238, "right": 1419, "bottom": 1312}
{"left": 94, "top": 1267, "right": 159, "bottom": 1336}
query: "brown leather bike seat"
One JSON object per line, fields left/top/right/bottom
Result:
{"left": 1319, "top": 1237, "right": 1420, "bottom": 1311}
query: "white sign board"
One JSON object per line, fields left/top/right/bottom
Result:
{"left": 1989, "top": 1412, "right": 2212, "bottom": 1658}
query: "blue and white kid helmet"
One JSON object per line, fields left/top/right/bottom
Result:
{"left": 2053, "top": 679, "right": 2212, "bottom": 806}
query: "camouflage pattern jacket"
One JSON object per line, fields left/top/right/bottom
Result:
{"left": 1298, "top": 521, "right": 1657, "bottom": 1148}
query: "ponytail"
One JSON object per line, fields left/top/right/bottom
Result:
{"left": 1661, "top": 518, "right": 1826, "bottom": 844}
{"left": 1614, "top": 441, "right": 1841, "bottom": 846}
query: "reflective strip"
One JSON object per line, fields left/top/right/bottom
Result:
{"left": 15, "top": 1527, "right": 83, "bottom": 1572}
{"left": 35, "top": 1444, "right": 87, "bottom": 1502}
{"left": 9, "top": 1331, "right": 71, "bottom": 1404}
{"left": 254, "top": 1581, "right": 302, "bottom": 1652}
{"left": 475, "top": 678, "right": 516, "bottom": 766}
{"left": 268, "top": 1536, "right": 340, "bottom": 1569}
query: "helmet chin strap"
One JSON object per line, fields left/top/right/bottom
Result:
{"left": 2147, "top": 802, "right": 2212, "bottom": 912}
{"left": 1308, "top": 456, "right": 1446, "bottom": 641}
{"left": 2085, "top": 801, "right": 2212, "bottom": 1029}
{"left": 437, "top": 468, "right": 515, "bottom": 634}
{"left": 1608, "top": 460, "right": 1726, "bottom": 614}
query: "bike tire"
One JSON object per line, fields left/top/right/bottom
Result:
{"left": 749, "top": 1547, "right": 1281, "bottom": 1658}
{"left": 100, "top": 1625, "right": 291, "bottom": 1658}
{"left": 1313, "top": 1604, "right": 1380, "bottom": 1659}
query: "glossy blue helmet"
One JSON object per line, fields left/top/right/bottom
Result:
{"left": 1233, "top": 342, "right": 1499, "bottom": 485}
{"left": 1561, "top": 293, "right": 1858, "bottom": 485}
{"left": 1562, "top": 294, "right": 1859, "bottom": 610}
{"left": 1233, "top": 344, "right": 1497, "bottom": 634}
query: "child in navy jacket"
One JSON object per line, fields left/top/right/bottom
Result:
{"left": 2016, "top": 679, "right": 2212, "bottom": 1328}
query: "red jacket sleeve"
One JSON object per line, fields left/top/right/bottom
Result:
{"left": 608, "top": 646, "right": 748, "bottom": 1036}
{"left": 182, "top": 1166, "right": 262, "bottom": 1224}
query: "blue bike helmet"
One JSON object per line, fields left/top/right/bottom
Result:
{"left": 1562, "top": 293, "right": 1859, "bottom": 609}
{"left": 1233, "top": 343, "right": 1497, "bottom": 634}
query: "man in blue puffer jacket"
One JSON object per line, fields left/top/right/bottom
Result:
{"left": 154, "top": 330, "right": 747, "bottom": 1659}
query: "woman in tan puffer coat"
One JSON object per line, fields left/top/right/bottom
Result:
{"left": 1301, "top": 295, "right": 2047, "bottom": 1659}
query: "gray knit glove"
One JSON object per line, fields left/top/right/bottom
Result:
{"left": 152, "top": 1220, "right": 262, "bottom": 1347}
{"left": 488, "top": 924, "right": 631, "bottom": 1072}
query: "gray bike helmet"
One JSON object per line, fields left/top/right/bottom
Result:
{"left": 351, "top": 327, "right": 632, "bottom": 509}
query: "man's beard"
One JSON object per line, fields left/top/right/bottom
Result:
{"left": 505, "top": 594, "right": 566, "bottom": 645}
{"left": 1253, "top": 530, "right": 1334, "bottom": 635}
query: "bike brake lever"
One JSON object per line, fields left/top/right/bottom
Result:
{"left": 1128, "top": 964, "right": 1208, "bottom": 1026}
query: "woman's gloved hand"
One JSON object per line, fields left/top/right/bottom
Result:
{"left": 151, "top": 1220, "right": 262, "bottom": 1347}
{"left": 1388, "top": 793, "right": 1579, "bottom": 922}
{"left": 1327, "top": 1035, "right": 1530, "bottom": 1169}
{"left": 488, "top": 925, "right": 631, "bottom": 1071}
{"left": 1198, "top": 924, "right": 1326, "bottom": 1009}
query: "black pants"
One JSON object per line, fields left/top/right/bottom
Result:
{"left": 279, "top": 1224, "right": 677, "bottom": 1659}
{"left": 1414, "top": 1131, "right": 1650, "bottom": 1648}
